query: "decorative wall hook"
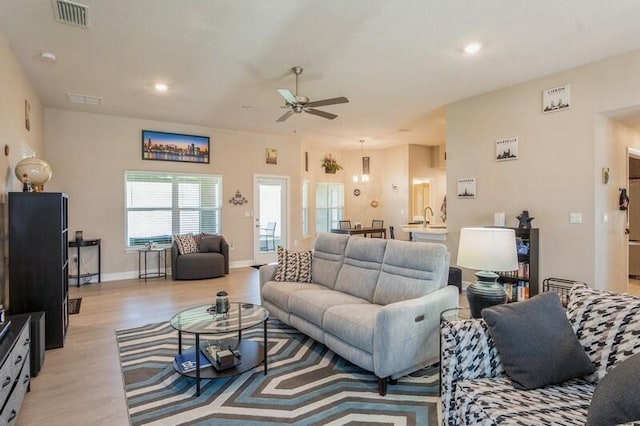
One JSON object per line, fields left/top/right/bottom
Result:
{"left": 229, "top": 190, "right": 248, "bottom": 205}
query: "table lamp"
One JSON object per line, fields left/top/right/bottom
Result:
{"left": 457, "top": 227, "right": 518, "bottom": 318}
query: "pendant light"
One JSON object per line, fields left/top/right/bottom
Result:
{"left": 353, "top": 140, "right": 370, "bottom": 183}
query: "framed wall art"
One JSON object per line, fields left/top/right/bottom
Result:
{"left": 457, "top": 178, "right": 476, "bottom": 198}
{"left": 142, "top": 130, "right": 210, "bottom": 163}
{"left": 496, "top": 137, "right": 518, "bottom": 161}
{"left": 543, "top": 84, "right": 570, "bottom": 113}
{"left": 266, "top": 148, "right": 277, "bottom": 165}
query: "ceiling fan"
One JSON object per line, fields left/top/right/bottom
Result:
{"left": 276, "top": 66, "right": 349, "bottom": 122}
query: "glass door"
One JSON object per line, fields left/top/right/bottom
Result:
{"left": 253, "top": 176, "right": 288, "bottom": 265}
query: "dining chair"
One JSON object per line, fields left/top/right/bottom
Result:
{"left": 339, "top": 220, "right": 352, "bottom": 229}
{"left": 260, "top": 221, "right": 277, "bottom": 251}
{"left": 370, "top": 220, "right": 385, "bottom": 238}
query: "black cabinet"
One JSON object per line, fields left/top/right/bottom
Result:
{"left": 8, "top": 192, "right": 69, "bottom": 349}
{"left": 498, "top": 228, "right": 539, "bottom": 301}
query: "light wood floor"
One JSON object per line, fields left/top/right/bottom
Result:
{"left": 17, "top": 267, "right": 262, "bottom": 426}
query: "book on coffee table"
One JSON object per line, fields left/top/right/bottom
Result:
{"left": 174, "top": 349, "right": 212, "bottom": 373}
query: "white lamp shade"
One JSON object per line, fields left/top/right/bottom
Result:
{"left": 457, "top": 227, "right": 518, "bottom": 272}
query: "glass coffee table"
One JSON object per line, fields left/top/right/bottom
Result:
{"left": 170, "top": 302, "right": 269, "bottom": 396}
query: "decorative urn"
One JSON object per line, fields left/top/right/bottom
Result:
{"left": 15, "top": 156, "right": 53, "bottom": 192}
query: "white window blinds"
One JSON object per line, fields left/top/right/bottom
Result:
{"left": 125, "top": 170, "right": 222, "bottom": 247}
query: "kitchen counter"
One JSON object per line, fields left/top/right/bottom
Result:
{"left": 401, "top": 224, "right": 448, "bottom": 241}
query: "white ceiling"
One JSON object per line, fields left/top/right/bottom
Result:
{"left": 2, "top": 0, "right": 640, "bottom": 150}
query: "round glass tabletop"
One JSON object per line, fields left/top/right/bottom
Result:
{"left": 170, "top": 302, "right": 269, "bottom": 335}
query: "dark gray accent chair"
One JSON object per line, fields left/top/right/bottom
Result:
{"left": 171, "top": 235, "right": 229, "bottom": 280}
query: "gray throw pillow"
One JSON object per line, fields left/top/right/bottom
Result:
{"left": 481, "top": 292, "right": 595, "bottom": 390}
{"left": 587, "top": 352, "right": 640, "bottom": 426}
{"left": 199, "top": 236, "right": 221, "bottom": 253}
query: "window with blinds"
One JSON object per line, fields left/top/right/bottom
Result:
{"left": 125, "top": 171, "right": 222, "bottom": 247}
{"left": 316, "top": 183, "right": 344, "bottom": 233}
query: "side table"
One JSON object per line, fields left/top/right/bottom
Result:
{"left": 138, "top": 248, "right": 168, "bottom": 281}
{"left": 68, "top": 238, "right": 101, "bottom": 287}
{"left": 439, "top": 307, "right": 471, "bottom": 395}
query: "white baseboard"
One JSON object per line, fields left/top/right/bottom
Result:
{"left": 72, "top": 261, "right": 257, "bottom": 285}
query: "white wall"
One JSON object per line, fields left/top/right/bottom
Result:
{"left": 446, "top": 48, "right": 640, "bottom": 291}
{"left": 0, "top": 31, "right": 44, "bottom": 305}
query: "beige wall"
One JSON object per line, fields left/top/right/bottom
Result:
{"left": 43, "top": 108, "right": 302, "bottom": 279}
{"left": 447, "top": 49, "right": 640, "bottom": 291}
{"left": 0, "top": 32, "right": 44, "bottom": 305}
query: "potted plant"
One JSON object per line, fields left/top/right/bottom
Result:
{"left": 321, "top": 154, "right": 343, "bottom": 174}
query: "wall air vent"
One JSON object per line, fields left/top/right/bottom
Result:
{"left": 67, "top": 93, "right": 102, "bottom": 106}
{"left": 52, "top": 0, "right": 89, "bottom": 28}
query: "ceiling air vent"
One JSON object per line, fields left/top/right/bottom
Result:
{"left": 67, "top": 93, "right": 102, "bottom": 106}
{"left": 52, "top": 0, "right": 89, "bottom": 28}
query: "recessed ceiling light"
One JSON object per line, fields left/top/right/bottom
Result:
{"left": 241, "top": 105, "right": 255, "bottom": 109}
{"left": 40, "top": 52, "right": 57, "bottom": 62}
{"left": 154, "top": 83, "right": 169, "bottom": 92}
{"left": 398, "top": 128, "right": 411, "bottom": 132}
{"left": 463, "top": 42, "right": 482, "bottom": 55}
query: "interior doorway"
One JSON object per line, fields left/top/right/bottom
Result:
{"left": 629, "top": 149, "right": 640, "bottom": 296}
{"left": 253, "top": 175, "right": 288, "bottom": 265}
{"left": 411, "top": 178, "right": 434, "bottom": 222}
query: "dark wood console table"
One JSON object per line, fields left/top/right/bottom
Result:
{"left": 68, "top": 239, "right": 101, "bottom": 287}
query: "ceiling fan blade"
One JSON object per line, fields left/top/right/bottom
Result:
{"left": 276, "top": 89, "right": 297, "bottom": 105}
{"left": 276, "top": 110, "right": 294, "bottom": 122}
{"left": 305, "top": 108, "right": 338, "bottom": 120}
{"left": 305, "top": 96, "right": 349, "bottom": 108}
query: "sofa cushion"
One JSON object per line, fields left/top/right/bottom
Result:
{"left": 373, "top": 240, "right": 447, "bottom": 305}
{"left": 199, "top": 235, "right": 221, "bottom": 253}
{"left": 482, "top": 292, "right": 595, "bottom": 390}
{"left": 455, "top": 376, "right": 594, "bottom": 424}
{"left": 311, "top": 233, "right": 349, "bottom": 289}
{"left": 334, "top": 237, "right": 387, "bottom": 302}
{"left": 174, "top": 233, "right": 198, "bottom": 254}
{"left": 587, "top": 352, "right": 640, "bottom": 426}
{"left": 323, "top": 304, "right": 381, "bottom": 354}
{"left": 289, "top": 290, "right": 369, "bottom": 328}
{"left": 567, "top": 284, "right": 640, "bottom": 382}
{"left": 274, "top": 246, "right": 312, "bottom": 283}
{"left": 261, "top": 282, "right": 328, "bottom": 314}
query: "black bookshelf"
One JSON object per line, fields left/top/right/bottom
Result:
{"left": 8, "top": 192, "right": 69, "bottom": 349}
{"left": 497, "top": 228, "right": 539, "bottom": 301}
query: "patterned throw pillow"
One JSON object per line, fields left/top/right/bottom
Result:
{"left": 567, "top": 284, "right": 640, "bottom": 383}
{"left": 274, "top": 246, "right": 312, "bottom": 283}
{"left": 173, "top": 234, "right": 198, "bottom": 255}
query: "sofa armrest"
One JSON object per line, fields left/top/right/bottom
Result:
{"left": 373, "top": 285, "right": 458, "bottom": 378}
{"left": 171, "top": 242, "right": 179, "bottom": 280}
{"left": 441, "top": 317, "right": 505, "bottom": 425}
{"left": 219, "top": 237, "right": 230, "bottom": 274}
{"left": 259, "top": 263, "right": 278, "bottom": 291}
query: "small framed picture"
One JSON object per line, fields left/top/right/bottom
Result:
{"left": 25, "top": 99, "right": 31, "bottom": 131}
{"left": 543, "top": 84, "right": 570, "bottom": 113}
{"left": 496, "top": 137, "right": 518, "bottom": 161}
{"left": 266, "top": 148, "right": 277, "bottom": 165}
{"left": 457, "top": 178, "right": 476, "bottom": 199}
{"left": 362, "top": 157, "right": 370, "bottom": 174}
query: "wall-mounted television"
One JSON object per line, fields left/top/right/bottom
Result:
{"left": 142, "top": 130, "right": 210, "bottom": 164}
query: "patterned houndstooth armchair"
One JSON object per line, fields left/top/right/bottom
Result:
{"left": 441, "top": 283, "right": 640, "bottom": 425}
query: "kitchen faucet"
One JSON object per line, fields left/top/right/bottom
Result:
{"left": 423, "top": 206, "right": 434, "bottom": 226}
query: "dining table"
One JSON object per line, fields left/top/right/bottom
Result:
{"left": 330, "top": 227, "right": 387, "bottom": 239}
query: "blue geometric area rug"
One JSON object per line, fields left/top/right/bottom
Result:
{"left": 116, "top": 320, "right": 440, "bottom": 425}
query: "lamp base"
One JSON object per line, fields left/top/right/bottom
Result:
{"left": 466, "top": 271, "right": 507, "bottom": 318}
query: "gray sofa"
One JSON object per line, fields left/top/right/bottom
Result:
{"left": 259, "top": 232, "right": 458, "bottom": 395}
{"left": 171, "top": 234, "right": 229, "bottom": 280}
